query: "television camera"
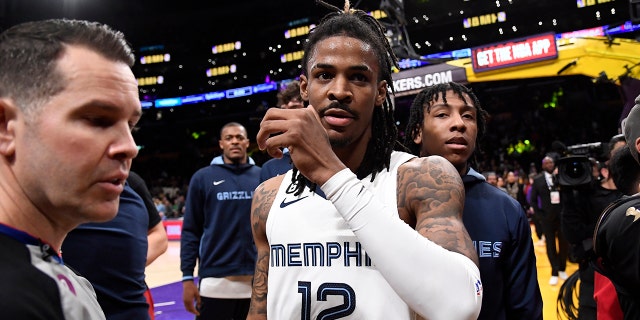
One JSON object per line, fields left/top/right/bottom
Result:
{"left": 556, "top": 142, "right": 605, "bottom": 187}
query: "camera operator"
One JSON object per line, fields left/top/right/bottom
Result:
{"left": 558, "top": 134, "right": 625, "bottom": 320}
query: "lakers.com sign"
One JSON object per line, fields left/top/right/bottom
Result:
{"left": 392, "top": 63, "right": 468, "bottom": 97}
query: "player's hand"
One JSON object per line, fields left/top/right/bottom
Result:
{"left": 256, "top": 105, "right": 345, "bottom": 185}
{"left": 182, "top": 280, "right": 201, "bottom": 316}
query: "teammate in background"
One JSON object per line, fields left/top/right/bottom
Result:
{"left": 259, "top": 80, "right": 305, "bottom": 183}
{"left": 404, "top": 82, "right": 542, "bottom": 320}
{"left": 63, "top": 171, "right": 168, "bottom": 320}
{"left": 247, "top": 2, "right": 482, "bottom": 319}
{"left": 181, "top": 122, "right": 261, "bottom": 319}
{"left": 0, "top": 19, "right": 141, "bottom": 319}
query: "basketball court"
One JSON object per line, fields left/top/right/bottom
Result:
{"left": 145, "top": 225, "right": 578, "bottom": 319}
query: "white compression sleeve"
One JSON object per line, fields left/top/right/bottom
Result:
{"left": 321, "top": 169, "right": 483, "bottom": 320}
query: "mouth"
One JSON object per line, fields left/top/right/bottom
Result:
{"left": 321, "top": 106, "right": 356, "bottom": 127}
{"left": 446, "top": 137, "right": 468, "bottom": 145}
{"left": 107, "top": 171, "right": 129, "bottom": 186}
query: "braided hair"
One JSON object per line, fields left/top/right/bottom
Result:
{"left": 291, "top": 0, "right": 401, "bottom": 195}
{"left": 403, "top": 82, "right": 488, "bottom": 168}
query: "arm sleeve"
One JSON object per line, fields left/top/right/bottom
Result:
{"left": 321, "top": 169, "right": 482, "bottom": 320}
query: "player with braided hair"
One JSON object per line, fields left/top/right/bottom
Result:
{"left": 404, "top": 82, "right": 542, "bottom": 320}
{"left": 247, "top": 1, "right": 482, "bottom": 319}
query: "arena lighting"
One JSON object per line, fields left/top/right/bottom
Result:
{"left": 138, "top": 76, "right": 164, "bottom": 86}
{"left": 212, "top": 41, "right": 241, "bottom": 54}
{"left": 281, "top": 50, "right": 304, "bottom": 63}
{"left": 140, "top": 53, "right": 170, "bottom": 65}
{"left": 139, "top": 20, "right": 638, "bottom": 109}
{"left": 463, "top": 11, "right": 506, "bottom": 28}
{"left": 284, "top": 25, "right": 315, "bottom": 39}
{"left": 147, "top": 81, "right": 280, "bottom": 108}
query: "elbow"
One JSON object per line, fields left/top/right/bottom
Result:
{"left": 159, "top": 237, "right": 169, "bottom": 254}
{"left": 416, "top": 291, "right": 482, "bottom": 320}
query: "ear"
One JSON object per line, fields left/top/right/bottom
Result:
{"left": 0, "top": 98, "right": 17, "bottom": 157}
{"left": 635, "top": 137, "right": 640, "bottom": 159}
{"left": 375, "top": 80, "right": 388, "bottom": 106}
{"left": 412, "top": 126, "right": 423, "bottom": 145}
{"left": 300, "top": 75, "right": 309, "bottom": 101}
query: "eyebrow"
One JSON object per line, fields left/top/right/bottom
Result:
{"left": 430, "top": 102, "right": 476, "bottom": 109}
{"left": 78, "top": 100, "right": 142, "bottom": 119}
{"left": 313, "top": 63, "right": 371, "bottom": 73}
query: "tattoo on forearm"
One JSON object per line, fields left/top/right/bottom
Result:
{"left": 249, "top": 184, "right": 277, "bottom": 317}
{"left": 249, "top": 251, "right": 269, "bottom": 316}
{"left": 398, "top": 158, "right": 478, "bottom": 264}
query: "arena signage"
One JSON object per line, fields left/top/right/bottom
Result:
{"left": 392, "top": 63, "right": 468, "bottom": 97}
{"left": 471, "top": 32, "right": 558, "bottom": 73}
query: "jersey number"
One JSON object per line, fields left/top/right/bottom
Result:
{"left": 298, "top": 281, "right": 356, "bottom": 320}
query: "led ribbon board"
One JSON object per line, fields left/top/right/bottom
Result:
{"left": 392, "top": 62, "right": 468, "bottom": 97}
{"left": 471, "top": 32, "right": 558, "bottom": 73}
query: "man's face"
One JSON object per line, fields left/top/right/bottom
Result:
{"left": 413, "top": 90, "right": 478, "bottom": 174}
{"left": 14, "top": 45, "right": 141, "bottom": 226}
{"left": 282, "top": 97, "right": 303, "bottom": 109}
{"left": 542, "top": 157, "right": 555, "bottom": 173}
{"left": 486, "top": 174, "right": 498, "bottom": 186}
{"left": 300, "top": 35, "right": 386, "bottom": 151}
{"left": 219, "top": 125, "right": 249, "bottom": 164}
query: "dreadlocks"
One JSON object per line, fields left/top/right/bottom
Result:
{"left": 403, "top": 82, "right": 488, "bottom": 168}
{"left": 289, "top": 0, "right": 401, "bottom": 195}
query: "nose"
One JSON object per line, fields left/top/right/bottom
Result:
{"left": 450, "top": 113, "right": 466, "bottom": 132}
{"left": 111, "top": 126, "right": 139, "bottom": 161}
{"left": 327, "top": 76, "right": 353, "bottom": 103}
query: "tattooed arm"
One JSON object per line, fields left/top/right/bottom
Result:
{"left": 398, "top": 156, "right": 478, "bottom": 265}
{"left": 246, "top": 176, "right": 282, "bottom": 320}
{"left": 321, "top": 155, "right": 482, "bottom": 320}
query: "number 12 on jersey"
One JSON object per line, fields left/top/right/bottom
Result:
{"left": 298, "top": 281, "right": 356, "bottom": 320}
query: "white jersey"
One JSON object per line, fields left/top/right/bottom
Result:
{"left": 266, "top": 151, "right": 416, "bottom": 319}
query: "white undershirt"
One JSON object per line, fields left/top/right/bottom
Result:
{"left": 199, "top": 275, "right": 252, "bottom": 299}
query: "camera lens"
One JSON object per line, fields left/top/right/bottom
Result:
{"left": 567, "top": 161, "right": 585, "bottom": 179}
